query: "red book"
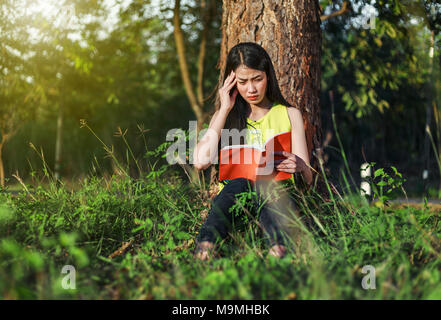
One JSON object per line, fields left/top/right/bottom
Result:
{"left": 218, "top": 131, "right": 292, "bottom": 182}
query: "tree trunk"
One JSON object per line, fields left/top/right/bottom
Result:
{"left": 54, "top": 104, "right": 63, "bottom": 180}
{"left": 0, "top": 128, "right": 16, "bottom": 187}
{"left": 173, "top": 0, "right": 219, "bottom": 189}
{"left": 218, "top": 0, "right": 322, "bottom": 171}
{"left": 0, "top": 131, "right": 12, "bottom": 188}
{"left": 423, "top": 30, "right": 435, "bottom": 190}
{"left": 0, "top": 143, "right": 4, "bottom": 188}
{"left": 173, "top": 0, "right": 214, "bottom": 132}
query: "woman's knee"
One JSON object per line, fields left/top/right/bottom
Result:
{"left": 219, "top": 178, "right": 252, "bottom": 196}
{"left": 225, "top": 177, "right": 252, "bottom": 188}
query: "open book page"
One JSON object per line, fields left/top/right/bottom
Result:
{"left": 218, "top": 131, "right": 292, "bottom": 181}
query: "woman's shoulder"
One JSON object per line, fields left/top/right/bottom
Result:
{"left": 272, "top": 103, "right": 302, "bottom": 118}
{"left": 277, "top": 103, "right": 300, "bottom": 115}
{"left": 273, "top": 103, "right": 298, "bottom": 112}
{"left": 285, "top": 106, "right": 304, "bottom": 130}
{"left": 272, "top": 102, "right": 286, "bottom": 109}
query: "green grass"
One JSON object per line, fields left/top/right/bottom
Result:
{"left": 0, "top": 128, "right": 440, "bottom": 300}
{"left": 1, "top": 164, "right": 440, "bottom": 299}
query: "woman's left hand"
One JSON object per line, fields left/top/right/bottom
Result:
{"left": 270, "top": 151, "right": 307, "bottom": 174}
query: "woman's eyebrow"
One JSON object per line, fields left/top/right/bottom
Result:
{"left": 237, "top": 75, "right": 262, "bottom": 81}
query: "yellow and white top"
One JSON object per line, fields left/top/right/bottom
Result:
{"left": 217, "top": 103, "right": 292, "bottom": 194}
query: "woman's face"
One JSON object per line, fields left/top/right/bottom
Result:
{"left": 234, "top": 65, "right": 268, "bottom": 105}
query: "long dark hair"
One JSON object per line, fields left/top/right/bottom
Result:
{"left": 214, "top": 42, "right": 293, "bottom": 133}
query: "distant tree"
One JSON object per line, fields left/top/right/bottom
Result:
{"left": 0, "top": 0, "right": 43, "bottom": 187}
{"left": 173, "top": 0, "right": 221, "bottom": 132}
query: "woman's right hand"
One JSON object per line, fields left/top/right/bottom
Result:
{"left": 219, "top": 71, "right": 238, "bottom": 113}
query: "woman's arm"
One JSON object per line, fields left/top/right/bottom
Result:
{"left": 193, "top": 70, "right": 238, "bottom": 170}
{"left": 274, "top": 107, "right": 313, "bottom": 186}
{"left": 193, "top": 109, "right": 229, "bottom": 170}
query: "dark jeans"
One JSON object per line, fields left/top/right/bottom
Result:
{"left": 196, "top": 177, "right": 300, "bottom": 248}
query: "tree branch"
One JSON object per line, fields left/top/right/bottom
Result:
{"left": 320, "top": 1, "right": 351, "bottom": 21}
{"left": 0, "top": 121, "right": 18, "bottom": 145}
{"left": 196, "top": 0, "right": 208, "bottom": 108}
{"left": 173, "top": 0, "right": 205, "bottom": 126}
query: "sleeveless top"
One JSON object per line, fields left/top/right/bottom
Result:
{"left": 217, "top": 103, "right": 292, "bottom": 194}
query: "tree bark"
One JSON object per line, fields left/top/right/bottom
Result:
{"left": 218, "top": 0, "right": 322, "bottom": 171}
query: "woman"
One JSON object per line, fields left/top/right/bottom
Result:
{"left": 193, "top": 42, "right": 313, "bottom": 260}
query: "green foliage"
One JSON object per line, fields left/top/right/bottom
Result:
{"left": 320, "top": 0, "right": 441, "bottom": 190}
{"left": 362, "top": 162, "right": 407, "bottom": 204}
{"left": 322, "top": 1, "right": 429, "bottom": 117}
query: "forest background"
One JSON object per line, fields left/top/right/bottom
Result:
{"left": 1, "top": 0, "right": 440, "bottom": 197}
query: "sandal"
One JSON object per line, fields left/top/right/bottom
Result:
{"left": 194, "top": 241, "right": 216, "bottom": 261}
{"left": 268, "top": 244, "right": 287, "bottom": 258}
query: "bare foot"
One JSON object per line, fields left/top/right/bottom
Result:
{"left": 268, "top": 245, "right": 286, "bottom": 258}
{"left": 194, "top": 241, "right": 215, "bottom": 261}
